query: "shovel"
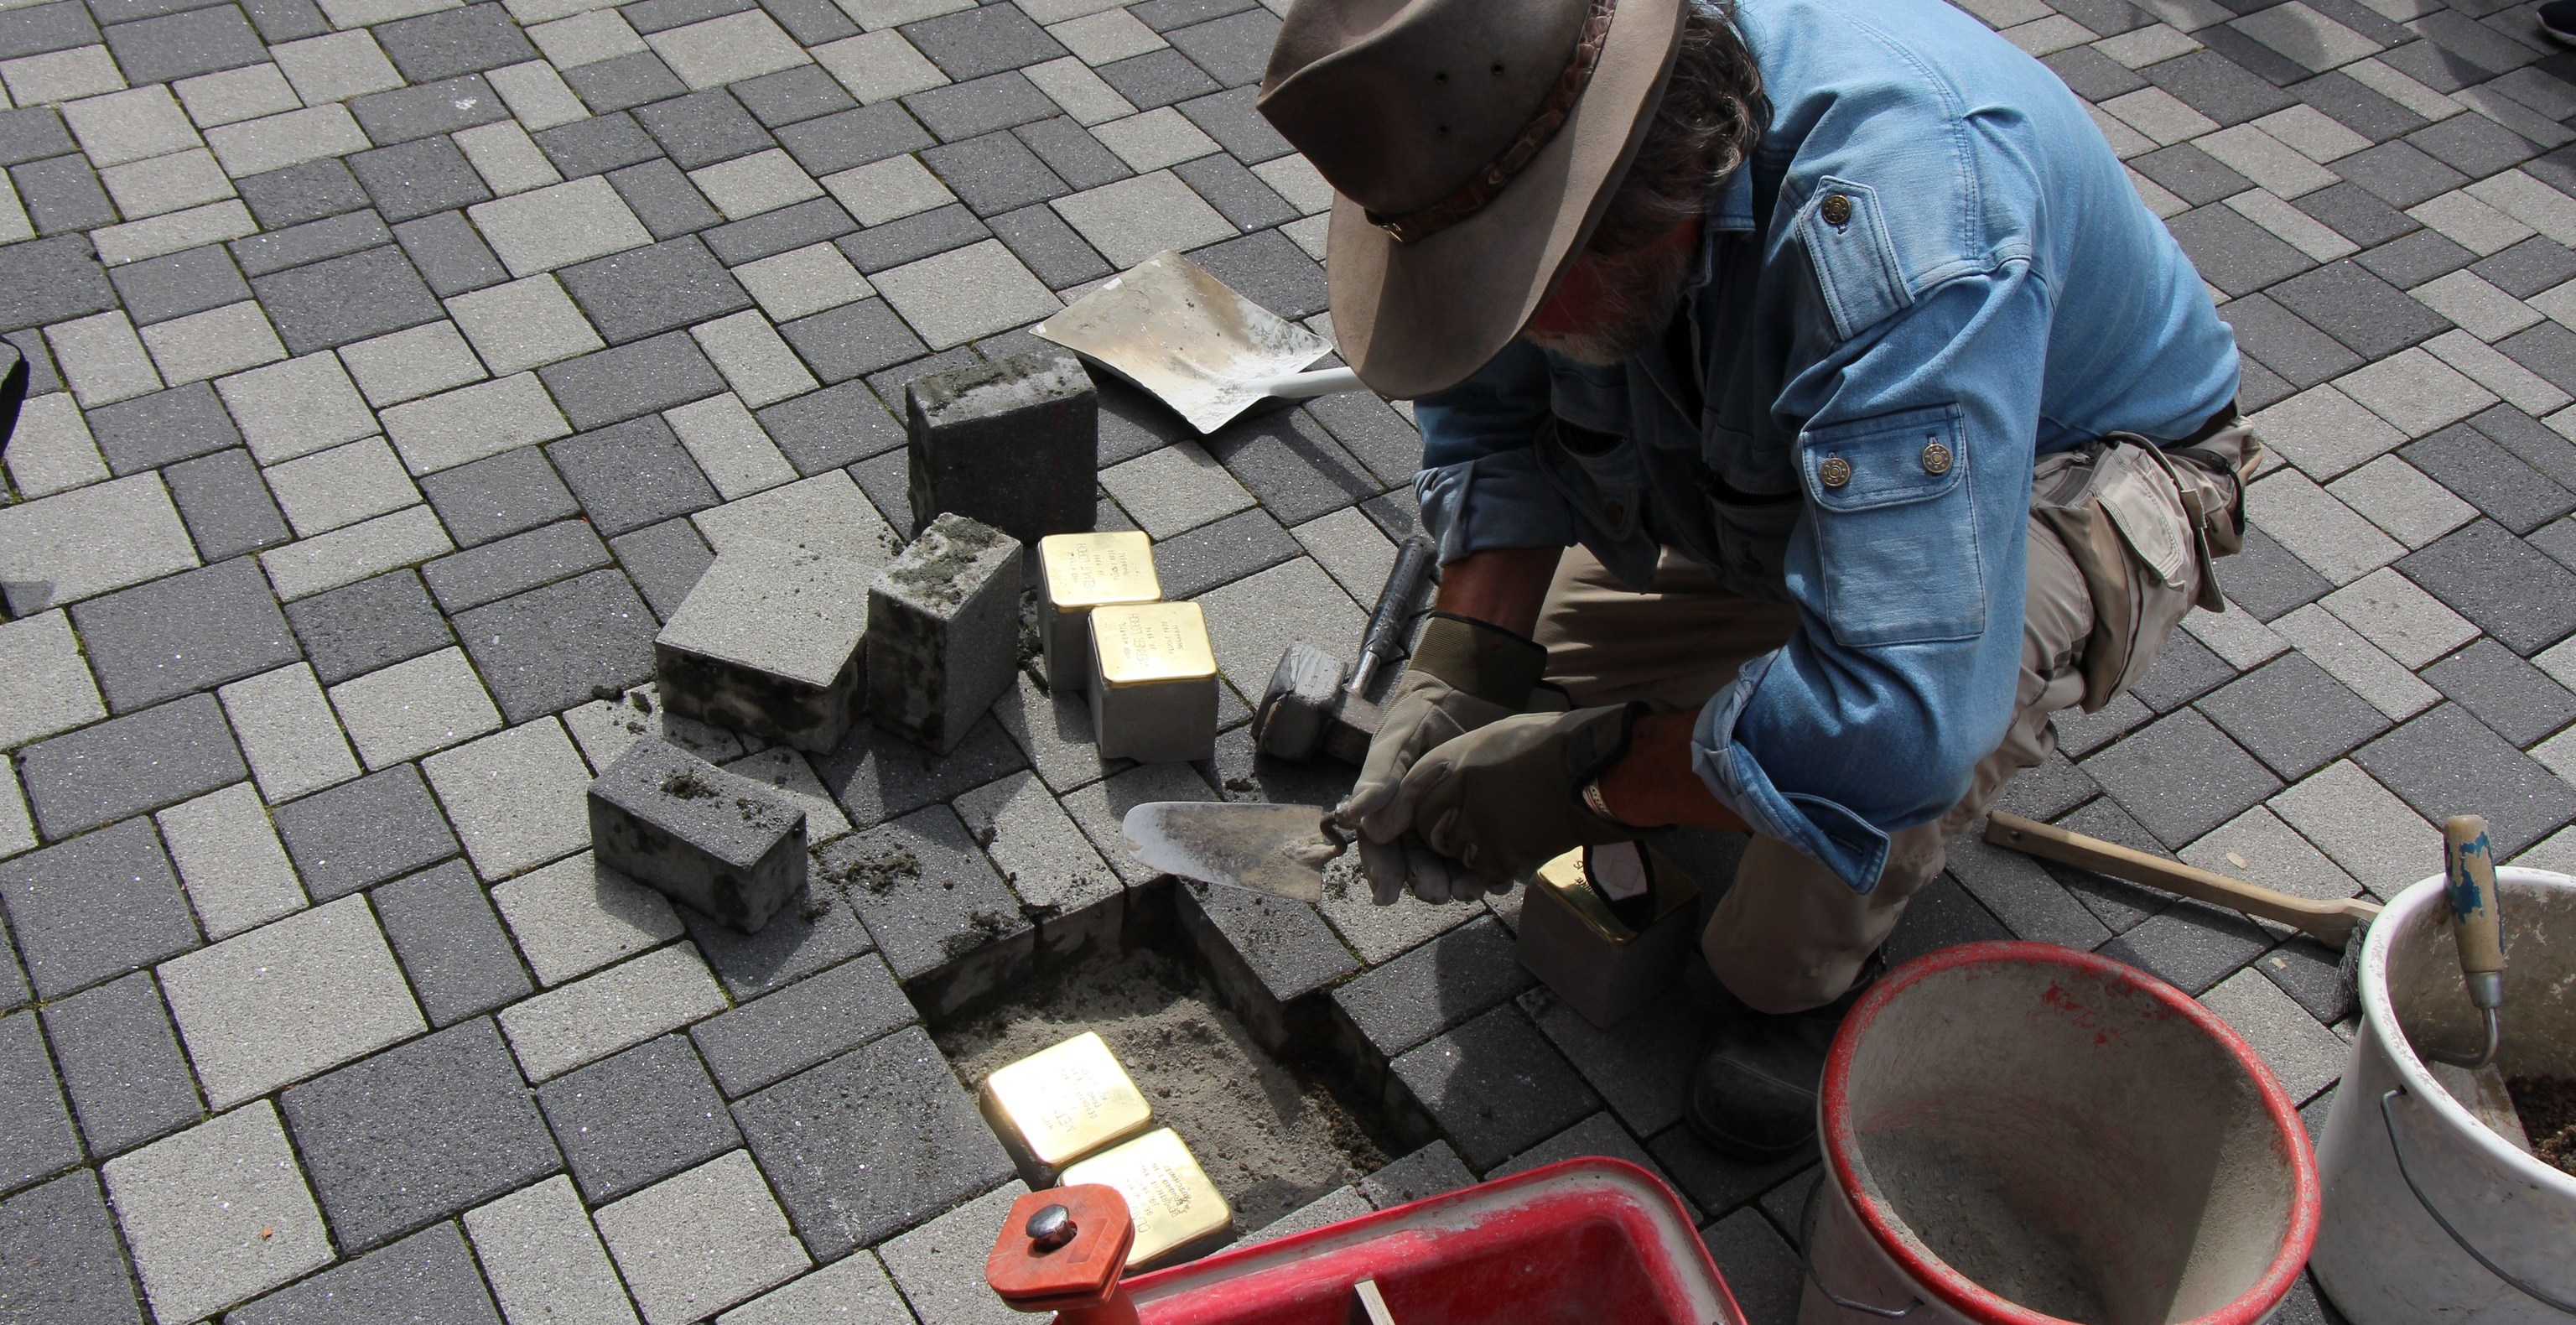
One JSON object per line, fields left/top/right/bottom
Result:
{"left": 1120, "top": 801, "right": 1353, "bottom": 903}
{"left": 1033, "top": 251, "right": 1365, "bottom": 435}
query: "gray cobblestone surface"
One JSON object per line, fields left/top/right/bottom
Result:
{"left": 0, "top": 0, "right": 2558, "bottom": 1317}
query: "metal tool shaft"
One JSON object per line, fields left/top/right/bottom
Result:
{"left": 1348, "top": 535, "right": 1438, "bottom": 697}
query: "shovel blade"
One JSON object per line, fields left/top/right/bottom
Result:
{"left": 1034, "top": 251, "right": 1332, "bottom": 434}
{"left": 1120, "top": 801, "right": 1341, "bottom": 902}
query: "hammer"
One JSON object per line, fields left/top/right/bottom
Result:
{"left": 1253, "top": 535, "right": 1439, "bottom": 764}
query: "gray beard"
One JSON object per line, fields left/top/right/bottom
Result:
{"left": 1523, "top": 235, "right": 1695, "bottom": 366}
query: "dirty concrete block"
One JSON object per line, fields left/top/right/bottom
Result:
{"left": 655, "top": 537, "right": 870, "bottom": 755}
{"left": 903, "top": 351, "right": 1096, "bottom": 545}
{"left": 865, "top": 512, "right": 1021, "bottom": 756}
{"left": 813, "top": 803, "right": 1031, "bottom": 1021}
{"left": 1174, "top": 876, "right": 1354, "bottom": 1054}
{"left": 588, "top": 738, "right": 807, "bottom": 933}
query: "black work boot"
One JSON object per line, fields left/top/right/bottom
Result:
{"left": 1682, "top": 953, "right": 1887, "bottom": 1161}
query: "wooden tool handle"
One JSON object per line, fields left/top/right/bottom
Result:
{"left": 1983, "top": 811, "right": 2381, "bottom": 948}
{"left": 2442, "top": 815, "right": 2506, "bottom": 1008}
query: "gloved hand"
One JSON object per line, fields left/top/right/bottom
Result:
{"left": 1337, "top": 613, "right": 1550, "bottom": 905}
{"left": 1395, "top": 704, "right": 1645, "bottom": 892}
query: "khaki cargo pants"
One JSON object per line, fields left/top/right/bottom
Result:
{"left": 1533, "top": 423, "right": 2262, "bottom": 1013}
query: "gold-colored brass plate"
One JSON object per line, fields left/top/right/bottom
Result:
{"left": 1093, "top": 602, "right": 1217, "bottom": 687}
{"left": 1041, "top": 532, "right": 1161, "bottom": 611}
{"left": 978, "top": 1031, "right": 1154, "bottom": 1171}
{"left": 1530, "top": 847, "right": 1699, "bottom": 944}
{"left": 1059, "top": 1128, "right": 1232, "bottom": 1269}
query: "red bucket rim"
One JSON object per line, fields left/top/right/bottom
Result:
{"left": 1818, "top": 940, "right": 2320, "bottom": 1325}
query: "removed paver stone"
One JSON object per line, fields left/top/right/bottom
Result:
{"left": 589, "top": 739, "right": 806, "bottom": 933}
{"left": 867, "top": 512, "right": 1021, "bottom": 756}
{"left": 905, "top": 352, "right": 1098, "bottom": 545}
{"left": 653, "top": 536, "right": 870, "bottom": 754}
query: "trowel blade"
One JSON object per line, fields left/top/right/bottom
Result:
{"left": 1032, "top": 251, "right": 1333, "bottom": 435}
{"left": 1120, "top": 801, "right": 1341, "bottom": 903}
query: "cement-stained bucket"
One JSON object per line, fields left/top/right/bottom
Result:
{"left": 2311, "top": 866, "right": 2576, "bottom": 1323}
{"left": 1802, "top": 942, "right": 2318, "bottom": 1325}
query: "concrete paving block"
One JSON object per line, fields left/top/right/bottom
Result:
{"left": 422, "top": 717, "right": 595, "bottom": 881}
{"left": 720, "top": 748, "right": 853, "bottom": 844}
{"left": 2201, "top": 966, "right": 2347, "bottom": 1103}
{"left": 715, "top": 1249, "right": 916, "bottom": 1325}
{"left": 157, "top": 893, "right": 428, "bottom": 1109}
{"left": 0, "top": 472, "right": 199, "bottom": 616}
{"left": 589, "top": 738, "right": 808, "bottom": 933}
{"left": 496, "top": 940, "right": 730, "bottom": 1081}
{"left": 687, "top": 951, "right": 912, "bottom": 1097}
{"left": 465, "top": 1175, "right": 642, "bottom": 1325}
{"left": 951, "top": 769, "right": 1116, "bottom": 938}
{"left": 329, "top": 644, "right": 505, "bottom": 768}
{"left": 493, "top": 850, "right": 687, "bottom": 985}
{"left": 101, "top": 1101, "right": 334, "bottom": 1325}
{"left": 1357, "top": 1141, "right": 1472, "bottom": 1209}
{"left": 155, "top": 782, "right": 308, "bottom": 941}
{"left": 693, "top": 470, "right": 896, "bottom": 567}
{"left": 564, "top": 684, "right": 752, "bottom": 773}
{"left": 38, "top": 969, "right": 205, "bottom": 1161}
{"left": 217, "top": 662, "right": 362, "bottom": 804}
{"left": 593, "top": 1151, "right": 810, "bottom": 1325}
{"left": 903, "top": 351, "right": 1095, "bottom": 545}
{"left": 0, "top": 609, "right": 107, "bottom": 751}
{"left": 1244, "top": 1183, "right": 1368, "bottom": 1245}
{"left": 875, "top": 1178, "right": 1028, "bottom": 1325}
{"left": 657, "top": 537, "right": 872, "bottom": 755}
{"left": 865, "top": 512, "right": 1021, "bottom": 755}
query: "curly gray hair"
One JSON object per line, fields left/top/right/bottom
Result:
{"left": 1585, "top": 0, "right": 1768, "bottom": 256}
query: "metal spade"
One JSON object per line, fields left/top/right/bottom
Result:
{"left": 1119, "top": 801, "right": 1352, "bottom": 903}
{"left": 1033, "top": 250, "right": 1363, "bottom": 435}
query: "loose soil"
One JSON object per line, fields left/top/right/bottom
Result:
{"left": 2509, "top": 1074, "right": 2576, "bottom": 1177}
{"left": 939, "top": 945, "right": 1387, "bottom": 1234}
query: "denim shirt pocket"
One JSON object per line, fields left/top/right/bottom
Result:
{"left": 1800, "top": 403, "right": 1987, "bottom": 647}
{"left": 1536, "top": 419, "right": 1660, "bottom": 589}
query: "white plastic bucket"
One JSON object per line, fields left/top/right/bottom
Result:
{"left": 1801, "top": 941, "right": 2318, "bottom": 1325}
{"left": 2311, "top": 866, "right": 2576, "bottom": 1323}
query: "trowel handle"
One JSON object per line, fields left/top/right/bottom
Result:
{"left": 1244, "top": 366, "right": 1364, "bottom": 400}
{"left": 1348, "top": 536, "right": 1438, "bottom": 696}
{"left": 2442, "top": 815, "right": 2506, "bottom": 1010}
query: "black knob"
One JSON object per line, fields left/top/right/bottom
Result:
{"left": 1026, "top": 1203, "right": 1076, "bottom": 1250}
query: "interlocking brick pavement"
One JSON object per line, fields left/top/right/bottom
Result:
{"left": 1, "top": 0, "right": 2568, "bottom": 1317}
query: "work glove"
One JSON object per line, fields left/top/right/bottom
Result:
{"left": 1339, "top": 613, "right": 1550, "bottom": 906}
{"left": 1395, "top": 704, "right": 1646, "bottom": 893}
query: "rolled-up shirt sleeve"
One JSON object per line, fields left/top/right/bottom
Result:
{"left": 1691, "top": 264, "right": 2055, "bottom": 891}
{"left": 1411, "top": 340, "right": 1581, "bottom": 563}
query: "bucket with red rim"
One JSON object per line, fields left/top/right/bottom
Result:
{"left": 1802, "top": 941, "right": 2319, "bottom": 1324}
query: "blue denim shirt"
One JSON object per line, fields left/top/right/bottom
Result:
{"left": 1410, "top": 0, "right": 2240, "bottom": 891}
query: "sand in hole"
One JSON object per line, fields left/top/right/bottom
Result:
{"left": 939, "top": 945, "right": 1385, "bottom": 1234}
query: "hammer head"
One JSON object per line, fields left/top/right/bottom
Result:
{"left": 1254, "top": 642, "right": 1387, "bottom": 764}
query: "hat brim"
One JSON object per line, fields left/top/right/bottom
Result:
{"left": 1324, "top": 0, "right": 1690, "bottom": 400}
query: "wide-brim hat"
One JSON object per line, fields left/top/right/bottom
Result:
{"left": 1257, "top": 0, "right": 1690, "bottom": 399}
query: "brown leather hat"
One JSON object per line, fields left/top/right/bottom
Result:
{"left": 1258, "top": 0, "right": 1688, "bottom": 398}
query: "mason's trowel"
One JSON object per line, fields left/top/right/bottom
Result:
{"left": 1119, "top": 802, "right": 1352, "bottom": 903}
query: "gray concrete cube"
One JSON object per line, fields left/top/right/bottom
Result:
{"left": 866, "top": 514, "right": 1022, "bottom": 755}
{"left": 654, "top": 538, "right": 871, "bottom": 754}
{"left": 905, "top": 353, "right": 1097, "bottom": 544}
{"left": 589, "top": 740, "right": 808, "bottom": 933}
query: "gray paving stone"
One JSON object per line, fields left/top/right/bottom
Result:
{"left": 12, "top": 154, "right": 115, "bottom": 237}
{"left": 0, "top": 1009, "right": 78, "bottom": 1196}
{"left": 101, "top": 1102, "right": 333, "bottom": 1325}
{"left": 85, "top": 381, "right": 242, "bottom": 475}
{"left": 281, "top": 1016, "right": 564, "bottom": 1252}
{"left": 107, "top": 244, "right": 250, "bottom": 325}
{"left": 540, "top": 330, "right": 730, "bottom": 430}
{"left": 377, "top": 3, "right": 539, "bottom": 81}
{"left": 158, "top": 891, "right": 425, "bottom": 1109}
{"left": 283, "top": 569, "right": 457, "bottom": 686}
{"left": 0, "top": 1170, "right": 143, "bottom": 1325}
{"left": 2353, "top": 702, "right": 2576, "bottom": 856}
{"left": 1389, "top": 1004, "right": 1600, "bottom": 1172}
{"left": 0, "top": 819, "right": 195, "bottom": 1005}
{"left": 538, "top": 1031, "right": 741, "bottom": 1203}
{"left": 228, "top": 1221, "right": 503, "bottom": 1325}
{"left": 15, "top": 696, "right": 246, "bottom": 842}
{"left": 162, "top": 449, "right": 292, "bottom": 562}
{"left": 1331, "top": 914, "right": 1529, "bottom": 1061}
{"left": 231, "top": 210, "right": 397, "bottom": 279}
{"left": 423, "top": 518, "right": 612, "bottom": 612}
{"left": 373, "top": 859, "right": 537, "bottom": 1027}
{"left": 594, "top": 1149, "right": 809, "bottom": 1325}
{"left": 612, "top": 517, "right": 719, "bottom": 621}
{"left": 2396, "top": 518, "right": 2576, "bottom": 656}
{"left": 39, "top": 970, "right": 203, "bottom": 1158}
{"left": 1175, "top": 878, "right": 1354, "bottom": 1042}
{"left": 731, "top": 1022, "right": 1011, "bottom": 1256}
{"left": 559, "top": 235, "right": 753, "bottom": 343}
{"left": 2098, "top": 896, "right": 2273, "bottom": 996}
{"left": 610, "top": 156, "right": 727, "bottom": 238}
{"left": 67, "top": 558, "right": 298, "bottom": 714}
{"left": 352, "top": 75, "right": 517, "bottom": 146}
{"left": 2082, "top": 707, "right": 2285, "bottom": 850}
{"left": 454, "top": 569, "right": 660, "bottom": 722}
{"left": 418, "top": 444, "right": 583, "bottom": 548}
{"left": 460, "top": 1175, "right": 638, "bottom": 1325}
{"left": 2426, "top": 636, "right": 2576, "bottom": 746}
{"left": 820, "top": 801, "right": 1026, "bottom": 987}
{"left": 2194, "top": 651, "right": 2392, "bottom": 780}
{"left": 1358, "top": 1139, "right": 1472, "bottom": 1209}
{"left": 273, "top": 763, "right": 463, "bottom": 901}
{"left": 687, "top": 950, "right": 910, "bottom": 1096}
{"left": 250, "top": 245, "right": 447, "bottom": 355}
{"left": 349, "top": 137, "right": 496, "bottom": 227}
{"left": 2402, "top": 422, "right": 2576, "bottom": 533}
{"left": 397, "top": 208, "right": 515, "bottom": 297}
{"left": 233, "top": 158, "right": 372, "bottom": 231}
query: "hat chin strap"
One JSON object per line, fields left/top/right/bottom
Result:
{"left": 1366, "top": 0, "right": 1618, "bottom": 244}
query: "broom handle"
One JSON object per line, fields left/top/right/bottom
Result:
{"left": 1983, "top": 811, "right": 2381, "bottom": 948}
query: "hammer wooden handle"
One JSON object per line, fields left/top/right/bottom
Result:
{"left": 1983, "top": 811, "right": 2381, "bottom": 948}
